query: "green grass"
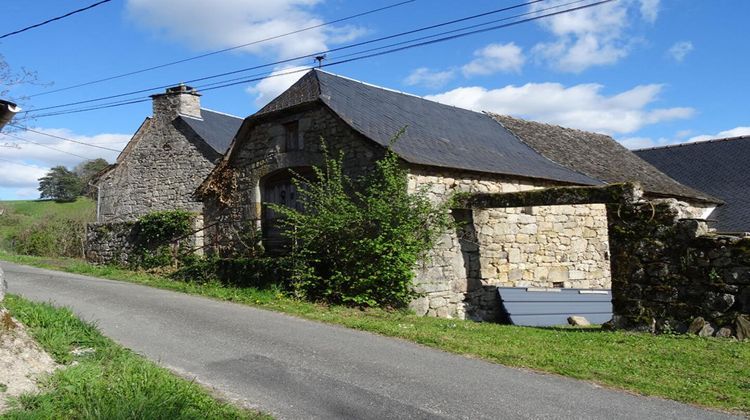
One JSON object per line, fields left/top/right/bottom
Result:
{"left": 1, "top": 294, "right": 270, "bottom": 419}
{"left": 0, "top": 198, "right": 95, "bottom": 248}
{"left": 1, "top": 252, "right": 748, "bottom": 415}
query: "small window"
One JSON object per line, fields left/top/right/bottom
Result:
{"left": 283, "top": 121, "right": 302, "bottom": 151}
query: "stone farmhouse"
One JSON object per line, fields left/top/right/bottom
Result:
{"left": 197, "top": 69, "right": 723, "bottom": 320}
{"left": 94, "top": 84, "right": 243, "bottom": 223}
{"left": 635, "top": 135, "right": 750, "bottom": 234}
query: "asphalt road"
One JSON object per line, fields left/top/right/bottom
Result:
{"left": 2, "top": 262, "right": 741, "bottom": 420}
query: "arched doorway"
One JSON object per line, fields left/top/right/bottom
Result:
{"left": 260, "top": 167, "right": 313, "bottom": 252}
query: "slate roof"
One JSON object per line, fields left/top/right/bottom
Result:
{"left": 491, "top": 115, "right": 721, "bottom": 204}
{"left": 245, "top": 69, "right": 719, "bottom": 204}
{"left": 257, "top": 69, "right": 600, "bottom": 186}
{"left": 180, "top": 109, "right": 243, "bottom": 154}
{"left": 635, "top": 136, "right": 750, "bottom": 232}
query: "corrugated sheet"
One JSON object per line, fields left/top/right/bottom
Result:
{"left": 498, "top": 287, "right": 612, "bottom": 326}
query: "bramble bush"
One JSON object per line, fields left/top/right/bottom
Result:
{"left": 271, "top": 136, "right": 453, "bottom": 308}
{"left": 130, "top": 210, "right": 194, "bottom": 270}
{"left": 11, "top": 216, "right": 90, "bottom": 258}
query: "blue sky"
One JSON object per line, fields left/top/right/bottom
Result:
{"left": 0, "top": 0, "right": 747, "bottom": 199}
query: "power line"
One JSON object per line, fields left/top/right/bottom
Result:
{"left": 8, "top": 123, "right": 121, "bottom": 152}
{"left": 202, "top": 0, "right": 615, "bottom": 92}
{"left": 0, "top": 157, "right": 47, "bottom": 170}
{"left": 27, "top": 0, "right": 613, "bottom": 119}
{"left": 25, "top": 0, "right": 545, "bottom": 114}
{"left": 27, "top": 0, "right": 417, "bottom": 98}
{"left": 1, "top": 133, "right": 97, "bottom": 160}
{"left": 0, "top": 0, "right": 113, "bottom": 40}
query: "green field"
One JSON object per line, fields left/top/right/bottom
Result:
{"left": 0, "top": 198, "right": 96, "bottom": 251}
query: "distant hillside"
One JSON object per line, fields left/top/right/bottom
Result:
{"left": 0, "top": 198, "right": 96, "bottom": 255}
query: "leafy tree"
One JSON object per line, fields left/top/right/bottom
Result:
{"left": 74, "top": 158, "right": 111, "bottom": 197}
{"left": 271, "top": 137, "right": 453, "bottom": 308}
{"left": 38, "top": 166, "right": 82, "bottom": 202}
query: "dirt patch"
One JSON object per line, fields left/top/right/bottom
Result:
{"left": 0, "top": 308, "right": 59, "bottom": 412}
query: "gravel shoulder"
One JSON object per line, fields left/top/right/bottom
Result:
{"left": 0, "top": 308, "right": 59, "bottom": 412}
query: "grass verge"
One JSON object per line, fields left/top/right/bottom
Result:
{"left": 1, "top": 252, "right": 749, "bottom": 415}
{"left": 1, "top": 293, "right": 269, "bottom": 419}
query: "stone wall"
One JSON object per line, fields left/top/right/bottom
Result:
{"left": 407, "top": 170, "right": 613, "bottom": 320}
{"left": 85, "top": 216, "right": 203, "bottom": 266}
{"left": 608, "top": 199, "right": 750, "bottom": 338}
{"left": 97, "top": 94, "right": 218, "bottom": 223}
{"left": 85, "top": 221, "right": 138, "bottom": 265}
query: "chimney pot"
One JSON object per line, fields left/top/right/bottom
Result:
{"left": 150, "top": 84, "right": 202, "bottom": 120}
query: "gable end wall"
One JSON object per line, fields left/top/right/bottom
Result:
{"left": 98, "top": 116, "right": 217, "bottom": 222}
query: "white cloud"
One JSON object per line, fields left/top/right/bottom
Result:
{"left": 126, "top": 0, "right": 365, "bottom": 59}
{"left": 531, "top": 0, "right": 658, "bottom": 72}
{"left": 246, "top": 66, "right": 310, "bottom": 107}
{"left": 403, "top": 67, "right": 455, "bottom": 88}
{"left": 688, "top": 127, "right": 750, "bottom": 143}
{"left": 0, "top": 128, "right": 129, "bottom": 198}
{"left": 619, "top": 126, "right": 750, "bottom": 150}
{"left": 0, "top": 162, "right": 47, "bottom": 188}
{"left": 639, "top": 0, "right": 660, "bottom": 23}
{"left": 425, "top": 82, "right": 693, "bottom": 135}
{"left": 462, "top": 43, "right": 525, "bottom": 76}
{"left": 668, "top": 41, "right": 693, "bottom": 62}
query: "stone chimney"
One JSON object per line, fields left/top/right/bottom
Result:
{"left": 150, "top": 84, "right": 202, "bottom": 121}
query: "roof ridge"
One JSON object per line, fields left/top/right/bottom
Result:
{"left": 315, "top": 69, "right": 492, "bottom": 118}
{"left": 199, "top": 107, "right": 243, "bottom": 119}
{"left": 315, "top": 69, "right": 424, "bottom": 100}
{"left": 488, "top": 113, "right": 602, "bottom": 186}
{"left": 633, "top": 134, "right": 750, "bottom": 151}
{"left": 489, "top": 113, "right": 613, "bottom": 138}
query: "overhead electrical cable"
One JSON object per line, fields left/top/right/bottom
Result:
{"left": 0, "top": 157, "right": 47, "bottom": 170}
{"left": 188, "top": 0, "right": 591, "bottom": 92}
{"left": 27, "top": 0, "right": 613, "bottom": 120}
{"left": 25, "top": 0, "right": 546, "bottom": 114}
{"left": 1, "top": 133, "right": 94, "bottom": 159}
{"left": 0, "top": 0, "right": 112, "bottom": 40}
{"left": 8, "top": 124, "right": 122, "bottom": 152}
{"left": 26, "top": 0, "right": 417, "bottom": 98}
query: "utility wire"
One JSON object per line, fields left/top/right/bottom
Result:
{"left": 8, "top": 124, "right": 121, "bottom": 152}
{"left": 189, "top": 0, "right": 588, "bottom": 92}
{"left": 27, "top": 0, "right": 417, "bottom": 98}
{"left": 0, "top": 157, "right": 48, "bottom": 170}
{"left": 200, "top": 0, "right": 615, "bottom": 93}
{"left": 27, "top": 0, "right": 613, "bottom": 119}
{"left": 0, "top": 0, "right": 112, "bottom": 40}
{"left": 25, "top": 0, "right": 545, "bottom": 114}
{"left": 1, "top": 133, "right": 94, "bottom": 159}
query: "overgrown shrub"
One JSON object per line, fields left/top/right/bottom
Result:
{"left": 11, "top": 216, "right": 89, "bottom": 258}
{"left": 171, "top": 255, "right": 291, "bottom": 289}
{"left": 271, "top": 137, "right": 453, "bottom": 308}
{"left": 129, "top": 210, "right": 194, "bottom": 270}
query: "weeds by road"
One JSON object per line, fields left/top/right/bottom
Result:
{"left": 1, "top": 293, "right": 270, "bottom": 419}
{"left": 1, "top": 252, "right": 748, "bottom": 415}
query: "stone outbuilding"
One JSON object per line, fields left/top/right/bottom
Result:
{"left": 197, "top": 69, "right": 722, "bottom": 320}
{"left": 85, "top": 85, "right": 243, "bottom": 264}
{"left": 93, "top": 84, "right": 243, "bottom": 223}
